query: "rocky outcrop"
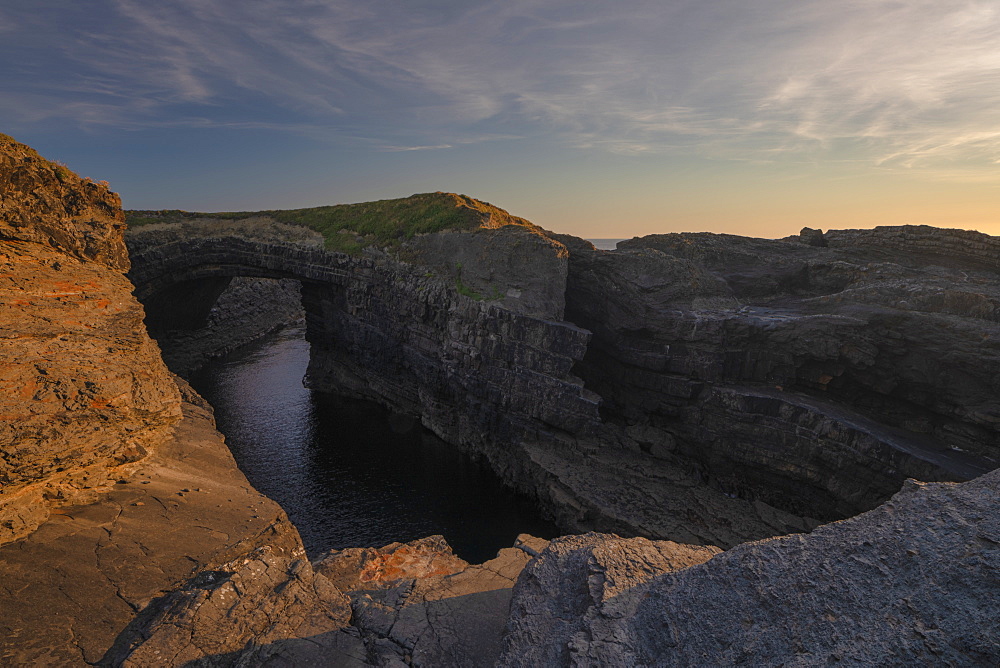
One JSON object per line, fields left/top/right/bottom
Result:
{"left": 0, "top": 379, "right": 301, "bottom": 665}
{"left": 402, "top": 224, "right": 570, "bottom": 319}
{"left": 499, "top": 469, "right": 1000, "bottom": 666}
{"left": 0, "top": 136, "right": 181, "bottom": 545}
{"left": 0, "top": 133, "right": 129, "bottom": 271}
{"left": 0, "top": 138, "right": 315, "bottom": 667}
{"left": 105, "top": 533, "right": 551, "bottom": 667}
{"left": 318, "top": 534, "right": 551, "bottom": 667}
{"left": 5, "top": 132, "right": 999, "bottom": 666}
{"left": 127, "top": 214, "right": 1000, "bottom": 552}
{"left": 499, "top": 533, "right": 721, "bottom": 666}
{"left": 563, "top": 228, "right": 999, "bottom": 523}
{"left": 126, "top": 225, "right": 620, "bottom": 540}
{"left": 103, "top": 510, "right": 360, "bottom": 667}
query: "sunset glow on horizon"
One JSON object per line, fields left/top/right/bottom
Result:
{"left": 4, "top": 1, "right": 1000, "bottom": 239}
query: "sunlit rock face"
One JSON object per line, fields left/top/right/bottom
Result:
{"left": 0, "top": 134, "right": 129, "bottom": 271}
{"left": 105, "top": 533, "right": 552, "bottom": 667}
{"left": 0, "top": 135, "right": 181, "bottom": 544}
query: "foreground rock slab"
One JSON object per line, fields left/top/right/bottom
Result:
{"left": 317, "top": 534, "right": 550, "bottom": 667}
{"left": 0, "top": 383, "right": 292, "bottom": 666}
{"left": 499, "top": 469, "right": 1000, "bottom": 666}
{"left": 111, "top": 533, "right": 550, "bottom": 667}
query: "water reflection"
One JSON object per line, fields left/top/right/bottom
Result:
{"left": 188, "top": 326, "right": 559, "bottom": 563}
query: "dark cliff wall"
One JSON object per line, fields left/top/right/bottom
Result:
{"left": 144, "top": 276, "right": 304, "bottom": 377}
{"left": 562, "top": 229, "right": 999, "bottom": 521}
{"left": 300, "top": 262, "right": 600, "bottom": 498}
{"left": 127, "top": 221, "right": 999, "bottom": 547}
{"left": 127, "top": 229, "right": 605, "bottom": 525}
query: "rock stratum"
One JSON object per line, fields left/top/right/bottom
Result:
{"left": 0, "top": 134, "right": 997, "bottom": 665}
{"left": 0, "top": 134, "right": 181, "bottom": 545}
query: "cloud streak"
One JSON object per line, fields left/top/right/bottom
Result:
{"left": 5, "top": 0, "right": 1000, "bottom": 174}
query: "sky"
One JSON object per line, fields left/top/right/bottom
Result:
{"left": 3, "top": 0, "right": 1000, "bottom": 239}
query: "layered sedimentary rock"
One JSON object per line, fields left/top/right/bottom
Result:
{"left": 5, "top": 130, "right": 1000, "bottom": 666}
{"left": 0, "top": 134, "right": 129, "bottom": 270}
{"left": 128, "top": 212, "right": 1000, "bottom": 552}
{"left": 125, "top": 224, "right": 613, "bottom": 528}
{"left": 562, "top": 228, "right": 998, "bottom": 522}
{"left": 499, "top": 468, "right": 1000, "bottom": 666}
{"left": 0, "top": 382, "right": 300, "bottom": 665}
{"left": 128, "top": 221, "right": 823, "bottom": 550}
{"left": 0, "top": 135, "right": 181, "bottom": 544}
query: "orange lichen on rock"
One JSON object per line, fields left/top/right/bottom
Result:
{"left": 314, "top": 535, "right": 470, "bottom": 591}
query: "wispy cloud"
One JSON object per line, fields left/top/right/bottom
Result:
{"left": 5, "top": 0, "right": 1000, "bottom": 175}
{"left": 380, "top": 144, "right": 452, "bottom": 152}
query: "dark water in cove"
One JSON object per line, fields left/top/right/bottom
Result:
{"left": 188, "top": 326, "right": 559, "bottom": 563}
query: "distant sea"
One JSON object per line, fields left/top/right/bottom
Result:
{"left": 587, "top": 238, "right": 628, "bottom": 250}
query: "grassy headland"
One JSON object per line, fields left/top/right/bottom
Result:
{"left": 127, "top": 192, "right": 541, "bottom": 255}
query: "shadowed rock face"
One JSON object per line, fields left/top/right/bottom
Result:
{"left": 126, "top": 223, "right": 611, "bottom": 540}
{"left": 563, "top": 228, "right": 999, "bottom": 521}
{"left": 499, "top": 469, "right": 1000, "bottom": 667}
{"left": 0, "top": 136, "right": 181, "bottom": 545}
{"left": 129, "top": 219, "right": 1000, "bottom": 552}
{"left": 148, "top": 277, "right": 305, "bottom": 376}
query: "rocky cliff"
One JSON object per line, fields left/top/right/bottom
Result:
{"left": 0, "top": 134, "right": 181, "bottom": 544}
{"left": 0, "top": 137, "right": 324, "bottom": 666}
{"left": 126, "top": 202, "right": 1000, "bottom": 554}
{"left": 561, "top": 228, "right": 998, "bottom": 525}
{"left": 126, "top": 215, "right": 821, "bottom": 551}
{"left": 124, "top": 217, "right": 321, "bottom": 375}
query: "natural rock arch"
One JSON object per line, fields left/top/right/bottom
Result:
{"left": 126, "top": 222, "right": 998, "bottom": 550}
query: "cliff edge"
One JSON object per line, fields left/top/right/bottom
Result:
{"left": 0, "top": 135, "right": 181, "bottom": 544}
{"left": 0, "top": 137, "right": 308, "bottom": 666}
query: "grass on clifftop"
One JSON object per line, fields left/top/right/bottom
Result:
{"left": 127, "top": 192, "right": 541, "bottom": 254}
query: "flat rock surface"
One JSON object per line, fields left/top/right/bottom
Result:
{"left": 0, "top": 382, "right": 290, "bottom": 666}
{"left": 499, "top": 470, "right": 1000, "bottom": 666}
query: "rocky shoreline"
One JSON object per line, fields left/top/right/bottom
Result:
{"left": 2, "top": 134, "right": 998, "bottom": 665}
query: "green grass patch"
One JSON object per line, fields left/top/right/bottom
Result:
{"left": 454, "top": 262, "right": 483, "bottom": 300}
{"left": 453, "top": 262, "right": 503, "bottom": 302}
{"left": 126, "top": 192, "right": 540, "bottom": 255}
